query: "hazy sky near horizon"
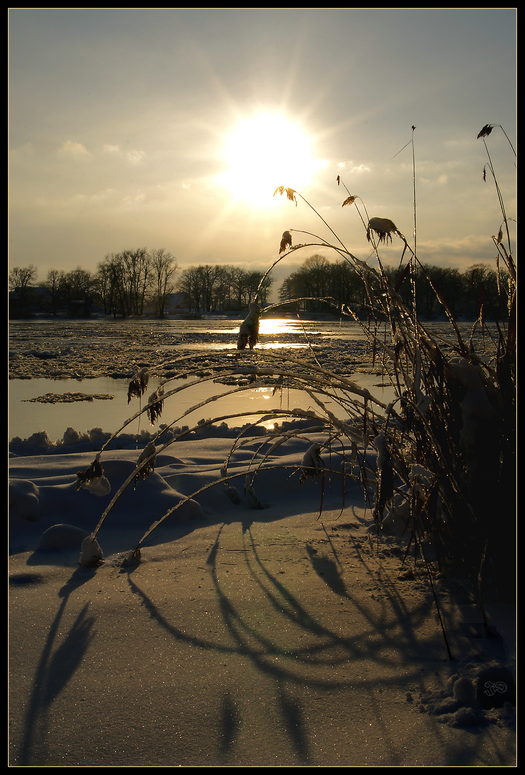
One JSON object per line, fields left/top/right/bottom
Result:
{"left": 9, "top": 7, "right": 516, "bottom": 288}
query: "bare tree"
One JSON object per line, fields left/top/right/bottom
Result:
{"left": 59, "top": 267, "right": 96, "bottom": 316}
{"left": 176, "top": 266, "right": 203, "bottom": 313}
{"left": 9, "top": 265, "right": 37, "bottom": 295}
{"left": 149, "top": 248, "right": 178, "bottom": 317}
{"left": 120, "top": 248, "right": 151, "bottom": 316}
{"left": 96, "top": 248, "right": 151, "bottom": 317}
{"left": 44, "top": 269, "right": 65, "bottom": 316}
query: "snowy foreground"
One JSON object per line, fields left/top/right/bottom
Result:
{"left": 9, "top": 424, "right": 516, "bottom": 767}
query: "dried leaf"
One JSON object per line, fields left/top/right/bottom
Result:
{"left": 477, "top": 124, "right": 493, "bottom": 139}
{"left": 134, "top": 441, "right": 157, "bottom": 487}
{"left": 273, "top": 186, "right": 297, "bottom": 205}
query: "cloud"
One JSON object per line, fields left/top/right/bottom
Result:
{"left": 337, "top": 160, "right": 371, "bottom": 175}
{"left": 413, "top": 233, "right": 499, "bottom": 270}
{"left": 102, "top": 143, "right": 145, "bottom": 164}
{"left": 125, "top": 149, "right": 146, "bottom": 164}
{"left": 57, "top": 140, "right": 90, "bottom": 159}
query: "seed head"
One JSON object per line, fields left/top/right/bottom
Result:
{"left": 279, "top": 230, "right": 293, "bottom": 254}
{"left": 367, "top": 217, "right": 402, "bottom": 245}
{"left": 128, "top": 367, "right": 149, "bottom": 403}
{"left": 147, "top": 385, "right": 165, "bottom": 424}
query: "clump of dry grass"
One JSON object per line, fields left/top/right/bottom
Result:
{"left": 270, "top": 124, "right": 516, "bottom": 604}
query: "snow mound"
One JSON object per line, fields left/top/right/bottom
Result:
{"left": 9, "top": 447, "right": 205, "bottom": 565}
{"left": 38, "top": 523, "right": 90, "bottom": 551}
{"left": 9, "top": 479, "right": 40, "bottom": 521}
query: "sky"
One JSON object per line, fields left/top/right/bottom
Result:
{"left": 8, "top": 7, "right": 516, "bottom": 292}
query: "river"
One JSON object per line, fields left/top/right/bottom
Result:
{"left": 8, "top": 316, "right": 492, "bottom": 445}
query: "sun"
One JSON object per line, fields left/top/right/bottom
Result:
{"left": 219, "top": 112, "right": 323, "bottom": 206}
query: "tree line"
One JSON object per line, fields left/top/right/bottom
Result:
{"left": 9, "top": 249, "right": 509, "bottom": 321}
{"left": 278, "top": 254, "right": 511, "bottom": 320}
{"left": 8, "top": 248, "right": 273, "bottom": 319}
{"left": 9, "top": 248, "right": 178, "bottom": 319}
{"left": 176, "top": 265, "right": 272, "bottom": 313}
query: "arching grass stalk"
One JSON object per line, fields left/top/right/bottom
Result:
{"left": 123, "top": 408, "right": 375, "bottom": 560}
{"left": 88, "top": 404, "right": 332, "bottom": 545}
{"left": 82, "top": 342, "right": 384, "bottom": 550}
{"left": 391, "top": 126, "right": 418, "bottom": 254}
{"left": 255, "top": 187, "right": 355, "bottom": 302}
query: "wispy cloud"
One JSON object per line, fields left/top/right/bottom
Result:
{"left": 57, "top": 140, "right": 90, "bottom": 159}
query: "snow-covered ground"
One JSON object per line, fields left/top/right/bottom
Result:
{"left": 9, "top": 319, "right": 516, "bottom": 766}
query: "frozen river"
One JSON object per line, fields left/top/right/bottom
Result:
{"left": 9, "top": 316, "right": 490, "bottom": 446}
{"left": 8, "top": 317, "right": 380, "bottom": 444}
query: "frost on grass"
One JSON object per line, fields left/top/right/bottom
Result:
{"left": 300, "top": 443, "right": 324, "bottom": 483}
{"left": 134, "top": 441, "right": 157, "bottom": 487}
{"left": 75, "top": 454, "right": 110, "bottom": 495}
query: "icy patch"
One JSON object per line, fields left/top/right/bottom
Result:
{"left": 22, "top": 392, "right": 114, "bottom": 404}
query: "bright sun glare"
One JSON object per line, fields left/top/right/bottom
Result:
{"left": 220, "top": 112, "right": 323, "bottom": 206}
